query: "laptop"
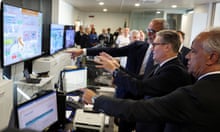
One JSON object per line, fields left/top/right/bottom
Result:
{"left": 23, "top": 69, "right": 41, "bottom": 84}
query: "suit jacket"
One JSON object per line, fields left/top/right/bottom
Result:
{"left": 87, "top": 40, "right": 149, "bottom": 75}
{"left": 74, "top": 31, "right": 82, "bottom": 45}
{"left": 113, "top": 58, "right": 192, "bottom": 97}
{"left": 87, "top": 41, "right": 149, "bottom": 98}
{"left": 178, "top": 46, "right": 190, "bottom": 67}
{"left": 94, "top": 74, "right": 220, "bottom": 132}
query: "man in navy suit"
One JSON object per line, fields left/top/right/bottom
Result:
{"left": 82, "top": 27, "right": 220, "bottom": 132}
{"left": 67, "top": 18, "right": 169, "bottom": 132}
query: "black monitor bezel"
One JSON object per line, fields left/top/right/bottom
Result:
{"left": 49, "top": 23, "right": 65, "bottom": 55}
{"left": 16, "top": 90, "right": 58, "bottom": 131}
{"left": 64, "top": 25, "right": 75, "bottom": 49}
{"left": 1, "top": 3, "right": 43, "bottom": 67}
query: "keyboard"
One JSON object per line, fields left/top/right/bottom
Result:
{"left": 26, "top": 78, "right": 41, "bottom": 84}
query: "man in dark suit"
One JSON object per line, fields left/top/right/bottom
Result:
{"left": 67, "top": 18, "right": 169, "bottom": 132}
{"left": 67, "top": 34, "right": 149, "bottom": 132}
{"left": 74, "top": 25, "right": 84, "bottom": 46}
{"left": 82, "top": 27, "right": 220, "bottom": 132}
{"left": 176, "top": 30, "right": 191, "bottom": 67}
{"left": 92, "top": 30, "right": 193, "bottom": 132}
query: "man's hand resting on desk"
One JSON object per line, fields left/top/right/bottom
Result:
{"left": 81, "top": 88, "right": 97, "bottom": 104}
{"left": 65, "top": 48, "right": 83, "bottom": 59}
{"left": 95, "top": 52, "right": 120, "bottom": 73}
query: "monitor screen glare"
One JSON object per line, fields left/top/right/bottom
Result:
{"left": 50, "top": 24, "right": 64, "bottom": 55}
{"left": 17, "top": 91, "right": 58, "bottom": 131}
{"left": 63, "top": 68, "right": 87, "bottom": 92}
{"left": 64, "top": 26, "right": 75, "bottom": 48}
{"left": 3, "top": 4, "right": 43, "bottom": 66}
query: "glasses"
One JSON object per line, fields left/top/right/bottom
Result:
{"left": 152, "top": 42, "right": 168, "bottom": 47}
{"left": 146, "top": 28, "right": 157, "bottom": 34}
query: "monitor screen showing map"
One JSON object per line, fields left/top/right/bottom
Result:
{"left": 2, "top": 4, "right": 43, "bottom": 67}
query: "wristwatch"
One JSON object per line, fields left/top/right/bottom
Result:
{"left": 112, "top": 68, "right": 120, "bottom": 78}
{"left": 91, "top": 95, "right": 99, "bottom": 104}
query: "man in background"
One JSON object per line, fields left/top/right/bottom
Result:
{"left": 176, "top": 30, "right": 191, "bottom": 67}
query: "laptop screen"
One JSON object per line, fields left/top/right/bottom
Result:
{"left": 17, "top": 91, "right": 58, "bottom": 131}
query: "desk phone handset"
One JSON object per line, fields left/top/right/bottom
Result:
{"left": 23, "top": 69, "right": 41, "bottom": 84}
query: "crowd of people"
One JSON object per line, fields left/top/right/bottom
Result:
{"left": 5, "top": 17, "right": 220, "bottom": 132}
{"left": 68, "top": 18, "right": 220, "bottom": 132}
{"left": 74, "top": 25, "right": 146, "bottom": 49}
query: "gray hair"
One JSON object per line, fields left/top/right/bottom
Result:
{"left": 156, "top": 29, "right": 181, "bottom": 53}
{"left": 152, "top": 18, "right": 169, "bottom": 29}
{"left": 130, "top": 30, "right": 140, "bottom": 38}
{"left": 202, "top": 27, "right": 220, "bottom": 63}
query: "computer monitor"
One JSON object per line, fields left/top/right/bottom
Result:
{"left": 2, "top": 3, "right": 43, "bottom": 67}
{"left": 64, "top": 25, "right": 75, "bottom": 48}
{"left": 17, "top": 91, "right": 58, "bottom": 131}
{"left": 62, "top": 68, "right": 87, "bottom": 93}
{"left": 49, "top": 24, "right": 65, "bottom": 55}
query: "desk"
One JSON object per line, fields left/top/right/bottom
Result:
{"left": 15, "top": 76, "right": 54, "bottom": 104}
{"left": 70, "top": 86, "right": 115, "bottom": 132}
{"left": 0, "top": 80, "right": 13, "bottom": 130}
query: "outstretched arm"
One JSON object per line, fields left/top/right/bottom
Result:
{"left": 65, "top": 48, "right": 84, "bottom": 59}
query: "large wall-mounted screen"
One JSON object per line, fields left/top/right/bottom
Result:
{"left": 2, "top": 4, "right": 43, "bottom": 67}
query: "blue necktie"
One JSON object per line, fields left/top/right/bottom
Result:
{"left": 144, "top": 51, "right": 154, "bottom": 76}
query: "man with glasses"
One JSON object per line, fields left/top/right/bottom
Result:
{"left": 66, "top": 18, "right": 170, "bottom": 132}
{"left": 83, "top": 30, "right": 193, "bottom": 132}
{"left": 82, "top": 27, "right": 220, "bottom": 132}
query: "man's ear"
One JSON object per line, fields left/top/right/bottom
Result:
{"left": 207, "top": 51, "right": 219, "bottom": 65}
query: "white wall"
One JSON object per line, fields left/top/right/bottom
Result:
{"left": 82, "top": 12, "right": 129, "bottom": 34}
{"left": 181, "top": 13, "right": 208, "bottom": 47}
{"left": 213, "top": 2, "right": 220, "bottom": 27}
{"left": 181, "top": 3, "right": 210, "bottom": 48}
{"left": 59, "top": 0, "right": 75, "bottom": 25}
{"left": 56, "top": 0, "right": 129, "bottom": 33}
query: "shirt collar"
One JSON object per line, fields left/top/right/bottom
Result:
{"left": 159, "top": 56, "right": 178, "bottom": 67}
{"left": 198, "top": 71, "right": 220, "bottom": 80}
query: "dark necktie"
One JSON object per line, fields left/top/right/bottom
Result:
{"left": 153, "top": 64, "right": 160, "bottom": 75}
{"left": 144, "top": 51, "right": 154, "bottom": 76}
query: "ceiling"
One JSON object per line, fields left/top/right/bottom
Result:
{"left": 65, "top": 0, "right": 220, "bottom": 13}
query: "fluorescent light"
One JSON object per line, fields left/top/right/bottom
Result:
{"left": 156, "top": 11, "right": 161, "bottom": 14}
{"left": 103, "top": 8, "right": 108, "bottom": 12}
{"left": 171, "top": 5, "right": 177, "bottom": 8}
{"left": 99, "top": 2, "right": 104, "bottom": 5}
{"left": 135, "top": 3, "right": 140, "bottom": 7}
